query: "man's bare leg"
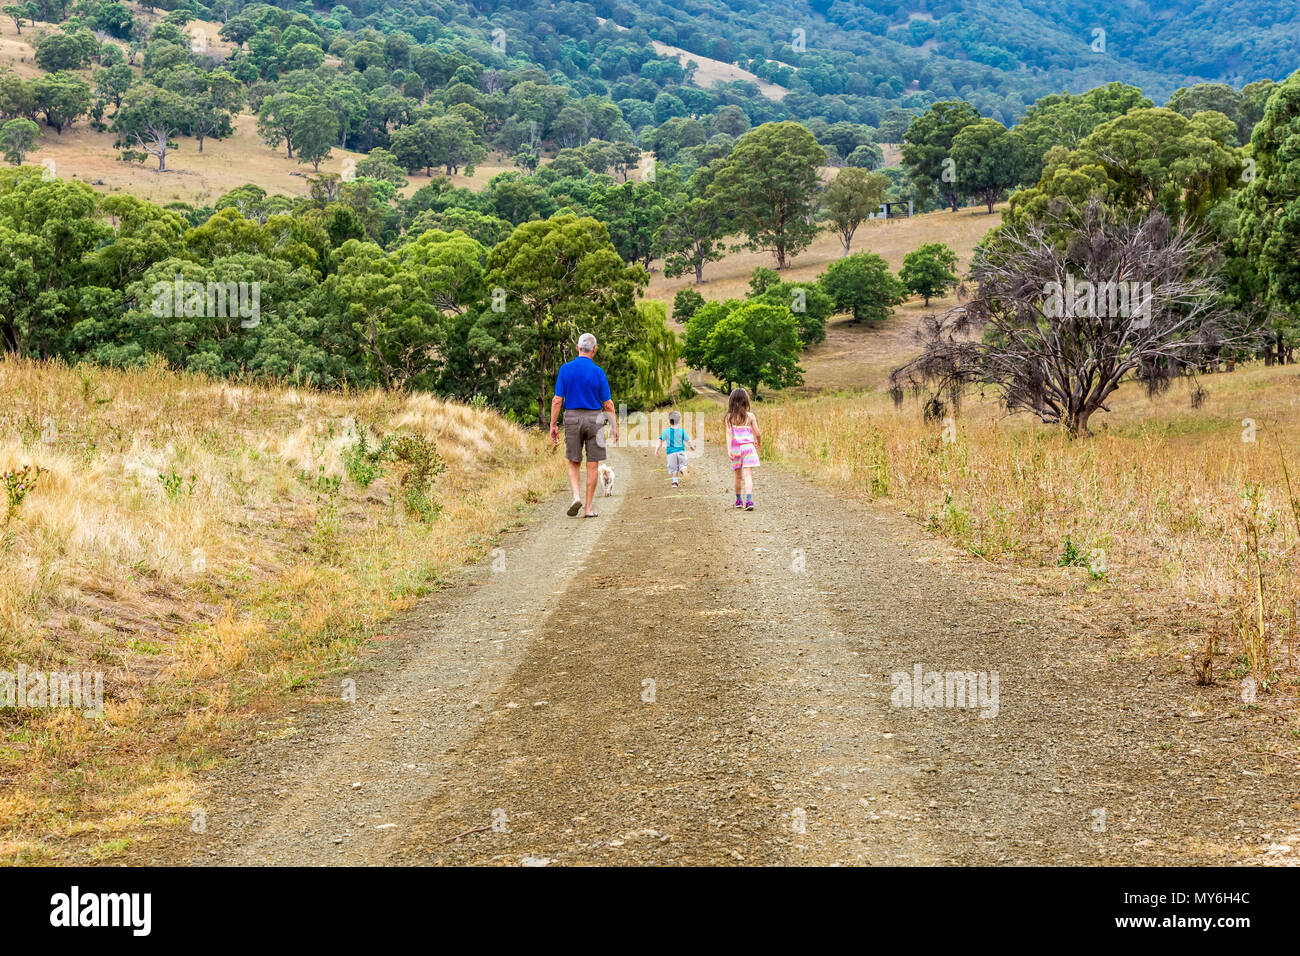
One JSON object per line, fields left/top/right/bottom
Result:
{"left": 584, "top": 461, "right": 600, "bottom": 515}
{"left": 564, "top": 457, "right": 586, "bottom": 516}
{"left": 566, "top": 458, "right": 582, "bottom": 504}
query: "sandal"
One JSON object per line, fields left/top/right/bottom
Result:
{"left": 566, "top": 500, "right": 582, "bottom": 517}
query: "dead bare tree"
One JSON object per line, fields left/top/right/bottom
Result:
{"left": 890, "top": 199, "right": 1262, "bottom": 436}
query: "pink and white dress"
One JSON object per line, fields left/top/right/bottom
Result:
{"left": 728, "top": 420, "right": 760, "bottom": 470}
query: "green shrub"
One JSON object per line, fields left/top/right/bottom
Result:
{"left": 342, "top": 426, "right": 390, "bottom": 488}
{"left": 157, "top": 470, "right": 195, "bottom": 500}
{"left": 390, "top": 433, "right": 446, "bottom": 522}
{"left": 1057, "top": 536, "right": 1084, "bottom": 567}
{"left": 3, "top": 465, "right": 44, "bottom": 524}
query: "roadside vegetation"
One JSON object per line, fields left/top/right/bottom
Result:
{"left": 0, "top": 354, "right": 559, "bottom": 862}
{"left": 762, "top": 364, "right": 1300, "bottom": 699}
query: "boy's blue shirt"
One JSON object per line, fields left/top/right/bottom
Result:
{"left": 659, "top": 427, "right": 689, "bottom": 454}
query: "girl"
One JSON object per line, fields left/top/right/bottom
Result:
{"left": 725, "top": 387, "right": 761, "bottom": 510}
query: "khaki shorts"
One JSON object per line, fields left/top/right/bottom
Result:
{"left": 564, "top": 408, "right": 608, "bottom": 462}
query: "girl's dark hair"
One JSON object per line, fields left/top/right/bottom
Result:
{"left": 726, "top": 387, "right": 751, "bottom": 426}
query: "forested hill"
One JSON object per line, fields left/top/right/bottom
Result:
{"left": 2, "top": 0, "right": 1296, "bottom": 425}
{"left": 477, "top": 0, "right": 1299, "bottom": 124}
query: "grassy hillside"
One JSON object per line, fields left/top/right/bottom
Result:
{"left": 21, "top": 108, "right": 518, "bottom": 206}
{"left": 652, "top": 204, "right": 1003, "bottom": 392}
{"left": 0, "top": 356, "right": 560, "bottom": 863}
{"left": 651, "top": 38, "right": 789, "bottom": 101}
{"left": 0, "top": 17, "right": 517, "bottom": 206}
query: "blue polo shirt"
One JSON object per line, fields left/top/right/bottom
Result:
{"left": 554, "top": 355, "right": 611, "bottom": 410}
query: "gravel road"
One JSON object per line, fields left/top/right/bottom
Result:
{"left": 144, "top": 434, "right": 1299, "bottom": 866}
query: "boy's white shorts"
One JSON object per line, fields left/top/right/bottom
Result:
{"left": 667, "top": 451, "right": 688, "bottom": 475}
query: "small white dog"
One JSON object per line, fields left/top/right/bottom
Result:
{"left": 598, "top": 462, "right": 615, "bottom": 497}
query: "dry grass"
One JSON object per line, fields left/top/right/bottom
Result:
{"left": 0, "top": 18, "right": 44, "bottom": 79}
{"left": 0, "top": 356, "right": 560, "bottom": 863}
{"left": 24, "top": 113, "right": 519, "bottom": 208}
{"left": 649, "top": 40, "right": 788, "bottom": 100}
{"left": 24, "top": 113, "right": 356, "bottom": 206}
{"left": 760, "top": 363, "right": 1300, "bottom": 695}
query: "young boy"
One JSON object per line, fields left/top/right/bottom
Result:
{"left": 655, "top": 411, "right": 696, "bottom": 487}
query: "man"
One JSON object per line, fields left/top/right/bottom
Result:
{"left": 549, "top": 332, "right": 619, "bottom": 517}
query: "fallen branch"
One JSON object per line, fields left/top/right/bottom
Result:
{"left": 1251, "top": 750, "right": 1300, "bottom": 765}
{"left": 438, "top": 824, "right": 491, "bottom": 844}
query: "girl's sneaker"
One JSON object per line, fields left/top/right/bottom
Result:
{"left": 744, "top": 498, "right": 755, "bottom": 511}
{"left": 733, "top": 496, "right": 743, "bottom": 508}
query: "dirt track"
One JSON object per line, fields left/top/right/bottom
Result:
{"left": 145, "top": 438, "right": 1299, "bottom": 866}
